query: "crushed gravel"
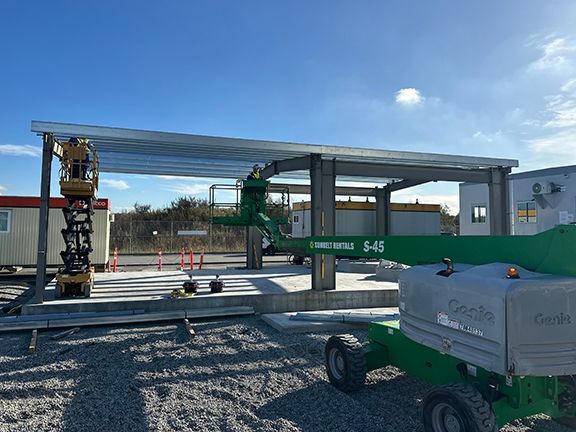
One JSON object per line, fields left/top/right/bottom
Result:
{"left": 0, "top": 316, "right": 572, "bottom": 432}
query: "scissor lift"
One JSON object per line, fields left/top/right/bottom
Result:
{"left": 55, "top": 138, "right": 99, "bottom": 298}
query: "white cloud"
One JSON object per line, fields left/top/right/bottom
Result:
{"left": 0, "top": 144, "right": 42, "bottom": 157}
{"left": 166, "top": 183, "right": 209, "bottom": 195}
{"left": 472, "top": 130, "right": 503, "bottom": 142}
{"left": 561, "top": 78, "right": 576, "bottom": 93}
{"left": 395, "top": 88, "right": 425, "bottom": 106}
{"left": 0, "top": 185, "right": 6, "bottom": 195}
{"left": 100, "top": 179, "right": 130, "bottom": 190}
{"left": 542, "top": 77, "right": 576, "bottom": 128}
{"left": 529, "top": 36, "right": 575, "bottom": 71}
{"left": 544, "top": 95, "right": 576, "bottom": 128}
{"left": 525, "top": 129, "right": 576, "bottom": 166}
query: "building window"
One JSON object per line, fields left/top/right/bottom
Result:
{"left": 0, "top": 210, "right": 11, "bottom": 233}
{"left": 293, "top": 215, "right": 300, "bottom": 223}
{"left": 471, "top": 204, "right": 487, "bottom": 224}
{"left": 517, "top": 201, "right": 537, "bottom": 223}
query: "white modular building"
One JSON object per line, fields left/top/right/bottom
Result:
{"left": 0, "top": 196, "right": 111, "bottom": 268}
{"left": 459, "top": 165, "right": 576, "bottom": 235}
{"left": 291, "top": 200, "right": 441, "bottom": 237}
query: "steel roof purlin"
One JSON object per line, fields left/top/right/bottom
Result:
{"left": 31, "top": 120, "right": 519, "bottom": 183}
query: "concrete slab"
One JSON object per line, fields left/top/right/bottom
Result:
{"left": 262, "top": 307, "right": 399, "bottom": 334}
{"left": 22, "top": 266, "right": 399, "bottom": 316}
{"left": 337, "top": 260, "right": 379, "bottom": 274}
{"left": 0, "top": 307, "right": 256, "bottom": 332}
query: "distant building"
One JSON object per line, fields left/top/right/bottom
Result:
{"left": 459, "top": 165, "right": 576, "bottom": 235}
{"left": 0, "top": 196, "right": 111, "bottom": 269}
{"left": 291, "top": 200, "right": 441, "bottom": 237}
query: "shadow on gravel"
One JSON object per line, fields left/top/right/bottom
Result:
{"left": 256, "top": 377, "right": 425, "bottom": 432}
{"left": 58, "top": 337, "right": 153, "bottom": 432}
{"left": 0, "top": 275, "right": 39, "bottom": 314}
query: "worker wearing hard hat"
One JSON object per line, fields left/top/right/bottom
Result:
{"left": 247, "top": 164, "right": 262, "bottom": 180}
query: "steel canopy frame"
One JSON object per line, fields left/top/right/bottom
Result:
{"left": 32, "top": 120, "right": 518, "bottom": 176}
{"left": 31, "top": 120, "right": 519, "bottom": 300}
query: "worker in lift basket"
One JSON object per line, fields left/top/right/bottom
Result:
{"left": 247, "top": 164, "right": 262, "bottom": 180}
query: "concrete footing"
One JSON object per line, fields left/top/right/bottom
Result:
{"left": 23, "top": 266, "right": 399, "bottom": 316}
{"left": 262, "top": 307, "right": 399, "bottom": 333}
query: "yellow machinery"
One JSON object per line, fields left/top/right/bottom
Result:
{"left": 55, "top": 138, "right": 99, "bottom": 298}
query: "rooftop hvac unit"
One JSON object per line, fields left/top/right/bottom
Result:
{"left": 532, "top": 182, "right": 552, "bottom": 195}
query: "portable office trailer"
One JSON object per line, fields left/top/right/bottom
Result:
{"left": 291, "top": 201, "right": 441, "bottom": 238}
{"left": 459, "top": 165, "right": 576, "bottom": 235}
{"left": 0, "top": 196, "right": 111, "bottom": 268}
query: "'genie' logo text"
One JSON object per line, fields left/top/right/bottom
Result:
{"left": 534, "top": 312, "right": 572, "bottom": 326}
{"left": 448, "top": 299, "right": 495, "bottom": 326}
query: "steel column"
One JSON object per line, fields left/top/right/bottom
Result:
{"left": 246, "top": 226, "right": 263, "bottom": 269}
{"left": 488, "top": 167, "right": 511, "bottom": 235}
{"left": 376, "top": 186, "right": 392, "bottom": 236}
{"left": 311, "top": 155, "right": 336, "bottom": 290}
{"left": 34, "top": 133, "right": 54, "bottom": 303}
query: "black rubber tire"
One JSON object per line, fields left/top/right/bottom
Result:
{"left": 422, "top": 383, "right": 498, "bottom": 432}
{"left": 264, "top": 245, "right": 276, "bottom": 256}
{"left": 289, "top": 254, "right": 305, "bottom": 265}
{"left": 325, "top": 334, "right": 366, "bottom": 392}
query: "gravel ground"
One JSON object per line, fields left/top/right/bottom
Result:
{"left": 0, "top": 316, "right": 573, "bottom": 432}
{"left": 0, "top": 273, "right": 41, "bottom": 315}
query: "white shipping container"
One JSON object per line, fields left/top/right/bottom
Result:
{"left": 291, "top": 201, "right": 441, "bottom": 237}
{"left": 0, "top": 196, "right": 111, "bottom": 267}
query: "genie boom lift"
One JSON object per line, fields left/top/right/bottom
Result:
{"left": 211, "top": 178, "right": 576, "bottom": 431}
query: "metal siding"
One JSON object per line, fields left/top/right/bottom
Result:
{"left": 460, "top": 170, "right": 576, "bottom": 236}
{"left": 390, "top": 211, "right": 440, "bottom": 235}
{"left": 335, "top": 210, "right": 375, "bottom": 235}
{"left": 511, "top": 173, "right": 576, "bottom": 235}
{"left": 0, "top": 207, "right": 109, "bottom": 266}
{"left": 459, "top": 183, "right": 491, "bottom": 235}
{"left": 292, "top": 208, "right": 439, "bottom": 237}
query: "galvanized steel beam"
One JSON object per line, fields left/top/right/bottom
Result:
{"left": 260, "top": 156, "right": 312, "bottom": 179}
{"left": 334, "top": 161, "right": 492, "bottom": 183}
{"left": 32, "top": 121, "right": 519, "bottom": 170}
{"left": 34, "top": 133, "right": 54, "bottom": 304}
{"left": 388, "top": 179, "right": 429, "bottom": 192}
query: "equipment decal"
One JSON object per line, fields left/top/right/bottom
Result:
{"left": 437, "top": 311, "right": 484, "bottom": 336}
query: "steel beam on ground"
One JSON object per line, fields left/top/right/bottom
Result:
{"left": 489, "top": 167, "right": 511, "bottom": 235}
{"left": 34, "top": 133, "right": 53, "bottom": 304}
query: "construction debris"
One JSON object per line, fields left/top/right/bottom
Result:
{"left": 27, "top": 329, "right": 38, "bottom": 354}
{"left": 290, "top": 311, "right": 399, "bottom": 324}
{"left": 183, "top": 318, "right": 195, "bottom": 339}
{"left": 0, "top": 306, "right": 255, "bottom": 332}
{"left": 50, "top": 327, "right": 80, "bottom": 340}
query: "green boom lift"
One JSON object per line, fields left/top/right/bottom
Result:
{"left": 212, "top": 179, "right": 576, "bottom": 431}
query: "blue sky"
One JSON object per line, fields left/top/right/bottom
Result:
{"left": 1, "top": 1, "right": 576, "bottom": 213}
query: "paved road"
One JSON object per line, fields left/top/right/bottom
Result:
{"left": 115, "top": 252, "right": 290, "bottom": 267}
